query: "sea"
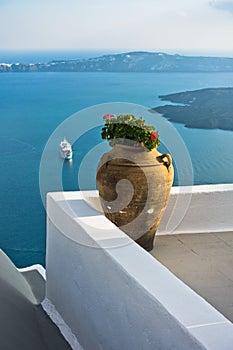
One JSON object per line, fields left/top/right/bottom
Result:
{"left": 1, "top": 50, "right": 233, "bottom": 267}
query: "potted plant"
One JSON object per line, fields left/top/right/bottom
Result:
{"left": 96, "top": 114, "right": 174, "bottom": 251}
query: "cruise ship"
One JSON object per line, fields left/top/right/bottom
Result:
{"left": 60, "top": 138, "right": 72, "bottom": 160}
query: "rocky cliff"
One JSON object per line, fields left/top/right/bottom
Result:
{"left": 1, "top": 51, "right": 233, "bottom": 73}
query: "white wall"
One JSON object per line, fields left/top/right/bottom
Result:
{"left": 158, "top": 184, "right": 233, "bottom": 234}
{"left": 44, "top": 187, "right": 233, "bottom": 350}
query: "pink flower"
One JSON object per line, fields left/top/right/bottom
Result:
{"left": 103, "top": 114, "right": 113, "bottom": 120}
{"left": 151, "top": 131, "right": 158, "bottom": 140}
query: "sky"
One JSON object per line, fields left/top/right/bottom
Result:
{"left": 0, "top": 0, "right": 233, "bottom": 56}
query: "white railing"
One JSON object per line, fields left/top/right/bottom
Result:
{"left": 43, "top": 185, "right": 233, "bottom": 350}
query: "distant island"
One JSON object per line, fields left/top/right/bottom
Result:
{"left": 1, "top": 51, "right": 233, "bottom": 73}
{"left": 152, "top": 87, "right": 233, "bottom": 131}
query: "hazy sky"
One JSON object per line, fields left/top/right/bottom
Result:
{"left": 0, "top": 0, "right": 233, "bottom": 56}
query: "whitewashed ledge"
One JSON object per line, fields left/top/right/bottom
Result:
{"left": 44, "top": 184, "right": 233, "bottom": 350}
{"left": 158, "top": 183, "right": 233, "bottom": 235}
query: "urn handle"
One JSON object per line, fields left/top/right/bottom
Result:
{"left": 159, "top": 153, "right": 172, "bottom": 170}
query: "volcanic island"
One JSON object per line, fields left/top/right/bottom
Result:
{"left": 152, "top": 87, "right": 233, "bottom": 131}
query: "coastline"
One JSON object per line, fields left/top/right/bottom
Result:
{"left": 153, "top": 87, "right": 233, "bottom": 131}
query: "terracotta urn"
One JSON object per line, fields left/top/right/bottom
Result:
{"left": 96, "top": 144, "right": 174, "bottom": 251}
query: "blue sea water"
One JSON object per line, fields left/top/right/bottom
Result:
{"left": 1, "top": 52, "right": 233, "bottom": 267}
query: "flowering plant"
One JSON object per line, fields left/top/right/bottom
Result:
{"left": 101, "top": 114, "right": 160, "bottom": 151}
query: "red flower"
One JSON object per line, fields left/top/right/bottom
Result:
{"left": 151, "top": 131, "right": 158, "bottom": 140}
{"left": 103, "top": 113, "right": 113, "bottom": 120}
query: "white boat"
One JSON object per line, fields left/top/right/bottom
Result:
{"left": 60, "top": 138, "right": 73, "bottom": 160}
